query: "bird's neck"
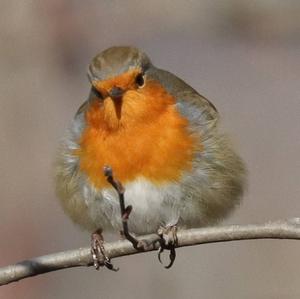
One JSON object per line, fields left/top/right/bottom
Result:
{"left": 75, "top": 82, "right": 201, "bottom": 188}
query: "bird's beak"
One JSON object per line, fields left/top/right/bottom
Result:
{"left": 109, "top": 86, "right": 124, "bottom": 100}
{"left": 87, "top": 67, "right": 125, "bottom": 100}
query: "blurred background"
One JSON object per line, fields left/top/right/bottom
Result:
{"left": 0, "top": 1, "right": 299, "bottom": 298}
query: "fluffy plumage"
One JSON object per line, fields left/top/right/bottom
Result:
{"left": 55, "top": 46, "right": 246, "bottom": 235}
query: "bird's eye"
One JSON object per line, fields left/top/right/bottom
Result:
{"left": 91, "top": 85, "right": 103, "bottom": 99}
{"left": 135, "top": 73, "right": 145, "bottom": 88}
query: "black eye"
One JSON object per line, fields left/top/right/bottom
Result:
{"left": 91, "top": 85, "right": 103, "bottom": 99}
{"left": 135, "top": 73, "right": 145, "bottom": 88}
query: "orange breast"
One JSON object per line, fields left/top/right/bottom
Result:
{"left": 75, "top": 80, "right": 201, "bottom": 188}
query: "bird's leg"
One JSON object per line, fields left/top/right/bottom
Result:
{"left": 91, "top": 229, "right": 119, "bottom": 271}
{"left": 157, "top": 224, "right": 178, "bottom": 269}
{"left": 103, "top": 166, "right": 147, "bottom": 250}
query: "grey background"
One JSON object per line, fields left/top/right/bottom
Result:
{"left": 0, "top": 1, "right": 299, "bottom": 298}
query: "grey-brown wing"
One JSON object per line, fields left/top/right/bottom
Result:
{"left": 75, "top": 100, "right": 89, "bottom": 117}
{"left": 148, "top": 67, "right": 218, "bottom": 122}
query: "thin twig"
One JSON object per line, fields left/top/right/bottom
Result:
{"left": 1, "top": 218, "right": 300, "bottom": 286}
{"left": 103, "top": 166, "right": 140, "bottom": 248}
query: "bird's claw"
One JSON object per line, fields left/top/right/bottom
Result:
{"left": 91, "top": 231, "right": 119, "bottom": 272}
{"left": 158, "top": 246, "right": 176, "bottom": 269}
{"left": 157, "top": 225, "right": 178, "bottom": 269}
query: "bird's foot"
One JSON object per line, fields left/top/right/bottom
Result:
{"left": 157, "top": 224, "right": 178, "bottom": 269}
{"left": 91, "top": 230, "right": 119, "bottom": 271}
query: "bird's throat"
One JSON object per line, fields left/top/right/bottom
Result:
{"left": 76, "top": 82, "right": 201, "bottom": 188}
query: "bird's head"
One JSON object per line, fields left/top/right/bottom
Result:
{"left": 86, "top": 46, "right": 174, "bottom": 130}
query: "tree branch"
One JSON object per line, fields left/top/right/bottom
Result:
{"left": 1, "top": 218, "right": 300, "bottom": 286}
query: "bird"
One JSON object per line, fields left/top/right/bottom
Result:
{"left": 55, "top": 46, "right": 246, "bottom": 269}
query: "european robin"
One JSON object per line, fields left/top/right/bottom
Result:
{"left": 55, "top": 46, "right": 246, "bottom": 269}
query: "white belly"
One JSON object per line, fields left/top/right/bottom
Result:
{"left": 83, "top": 177, "right": 184, "bottom": 235}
